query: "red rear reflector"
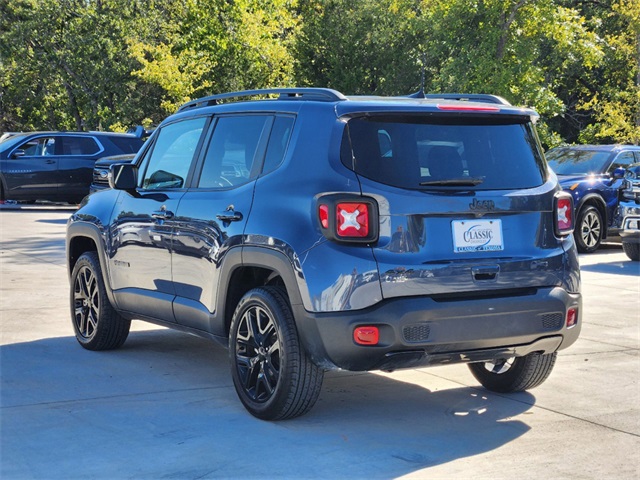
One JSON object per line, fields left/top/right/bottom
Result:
{"left": 566, "top": 307, "right": 578, "bottom": 328}
{"left": 354, "top": 326, "right": 379, "bottom": 345}
{"left": 319, "top": 204, "right": 329, "bottom": 229}
{"left": 437, "top": 104, "right": 500, "bottom": 112}
{"left": 337, "top": 203, "right": 369, "bottom": 237}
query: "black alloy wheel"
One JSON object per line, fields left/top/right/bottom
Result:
{"left": 71, "top": 251, "right": 130, "bottom": 350}
{"left": 235, "top": 302, "right": 281, "bottom": 403}
{"left": 230, "top": 287, "right": 323, "bottom": 420}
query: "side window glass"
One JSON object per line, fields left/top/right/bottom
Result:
{"left": 61, "top": 136, "right": 100, "bottom": 155}
{"left": 198, "top": 116, "right": 269, "bottom": 188}
{"left": 609, "top": 151, "right": 635, "bottom": 172}
{"left": 142, "top": 117, "right": 207, "bottom": 190}
{"left": 263, "top": 116, "right": 294, "bottom": 174}
{"left": 17, "top": 137, "right": 56, "bottom": 157}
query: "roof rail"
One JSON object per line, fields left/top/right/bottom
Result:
{"left": 417, "top": 93, "right": 512, "bottom": 105}
{"left": 177, "top": 88, "right": 347, "bottom": 112}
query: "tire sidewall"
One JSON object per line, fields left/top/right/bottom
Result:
{"left": 229, "top": 288, "right": 296, "bottom": 419}
{"left": 622, "top": 242, "right": 640, "bottom": 261}
{"left": 70, "top": 251, "right": 126, "bottom": 350}
{"left": 468, "top": 358, "right": 523, "bottom": 392}
{"left": 575, "top": 205, "right": 602, "bottom": 253}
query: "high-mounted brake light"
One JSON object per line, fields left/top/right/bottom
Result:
{"left": 437, "top": 104, "right": 500, "bottom": 112}
{"left": 554, "top": 192, "right": 574, "bottom": 237}
{"left": 317, "top": 195, "right": 379, "bottom": 243}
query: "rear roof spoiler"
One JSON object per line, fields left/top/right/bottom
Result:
{"left": 409, "top": 92, "right": 512, "bottom": 105}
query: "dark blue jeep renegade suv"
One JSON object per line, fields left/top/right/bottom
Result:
{"left": 66, "top": 88, "right": 582, "bottom": 420}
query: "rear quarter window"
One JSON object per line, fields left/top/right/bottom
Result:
{"left": 60, "top": 136, "right": 101, "bottom": 155}
{"left": 107, "top": 136, "right": 144, "bottom": 154}
{"left": 341, "top": 115, "right": 546, "bottom": 190}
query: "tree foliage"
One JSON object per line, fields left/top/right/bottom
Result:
{"left": 0, "top": 0, "right": 638, "bottom": 146}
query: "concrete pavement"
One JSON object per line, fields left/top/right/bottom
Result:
{"left": 1, "top": 206, "right": 639, "bottom": 479}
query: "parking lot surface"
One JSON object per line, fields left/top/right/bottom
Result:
{"left": 1, "top": 206, "right": 639, "bottom": 479}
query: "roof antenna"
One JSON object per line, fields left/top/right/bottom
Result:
{"left": 408, "top": 53, "right": 426, "bottom": 98}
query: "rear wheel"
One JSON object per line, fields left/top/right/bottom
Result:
{"left": 622, "top": 242, "right": 640, "bottom": 261}
{"left": 468, "top": 352, "right": 557, "bottom": 392}
{"left": 71, "top": 251, "right": 130, "bottom": 350}
{"left": 575, "top": 205, "right": 603, "bottom": 253}
{"left": 229, "top": 287, "right": 324, "bottom": 420}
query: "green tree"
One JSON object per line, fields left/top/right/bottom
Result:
{"left": 128, "top": 0, "right": 300, "bottom": 114}
{"left": 574, "top": 0, "right": 640, "bottom": 144}
{"left": 0, "top": 0, "right": 169, "bottom": 131}
{"left": 295, "top": 0, "right": 423, "bottom": 94}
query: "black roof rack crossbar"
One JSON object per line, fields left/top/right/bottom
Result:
{"left": 178, "top": 88, "right": 347, "bottom": 112}
{"left": 410, "top": 92, "right": 511, "bottom": 105}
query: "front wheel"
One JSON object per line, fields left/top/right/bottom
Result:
{"left": 468, "top": 352, "right": 557, "bottom": 392}
{"left": 229, "top": 287, "right": 324, "bottom": 420}
{"left": 622, "top": 242, "right": 640, "bottom": 261}
{"left": 575, "top": 205, "right": 603, "bottom": 253}
{"left": 70, "top": 251, "right": 130, "bottom": 350}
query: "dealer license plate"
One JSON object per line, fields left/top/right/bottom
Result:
{"left": 452, "top": 219, "right": 504, "bottom": 253}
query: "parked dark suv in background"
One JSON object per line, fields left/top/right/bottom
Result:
{"left": 66, "top": 88, "right": 582, "bottom": 420}
{"left": 618, "top": 163, "right": 640, "bottom": 261}
{"left": 0, "top": 131, "right": 143, "bottom": 204}
{"left": 546, "top": 145, "right": 640, "bottom": 253}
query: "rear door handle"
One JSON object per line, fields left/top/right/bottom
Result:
{"left": 216, "top": 205, "right": 243, "bottom": 222}
{"left": 216, "top": 210, "right": 243, "bottom": 222}
{"left": 152, "top": 209, "right": 174, "bottom": 220}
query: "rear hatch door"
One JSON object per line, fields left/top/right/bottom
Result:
{"left": 341, "top": 110, "right": 566, "bottom": 299}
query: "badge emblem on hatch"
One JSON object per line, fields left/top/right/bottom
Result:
{"left": 469, "top": 199, "right": 495, "bottom": 211}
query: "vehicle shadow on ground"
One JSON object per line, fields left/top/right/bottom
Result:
{"left": 1, "top": 329, "right": 535, "bottom": 479}
{"left": 36, "top": 218, "right": 69, "bottom": 225}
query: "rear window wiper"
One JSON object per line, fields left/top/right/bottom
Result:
{"left": 419, "top": 177, "right": 485, "bottom": 187}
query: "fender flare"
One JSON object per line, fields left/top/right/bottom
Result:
{"left": 66, "top": 220, "right": 119, "bottom": 308}
{"left": 212, "top": 245, "right": 310, "bottom": 336}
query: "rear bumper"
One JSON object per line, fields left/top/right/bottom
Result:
{"left": 293, "top": 286, "right": 581, "bottom": 371}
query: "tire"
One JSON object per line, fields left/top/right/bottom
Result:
{"left": 468, "top": 352, "right": 557, "bottom": 393}
{"left": 575, "top": 205, "right": 603, "bottom": 253}
{"left": 622, "top": 242, "right": 640, "bottom": 261}
{"left": 70, "top": 251, "right": 130, "bottom": 350}
{"left": 229, "top": 286, "right": 324, "bottom": 420}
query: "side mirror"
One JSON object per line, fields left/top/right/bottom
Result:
{"left": 612, "top": 167, "right": 626, "bottom": 179}
{"left": 11, "top": 149, "right": 26, "bottom": 159}
{"left": 109, "top": 163, "right": 137, "bottom": 190}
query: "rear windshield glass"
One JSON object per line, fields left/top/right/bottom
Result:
{"left": 341, "top": 115, "right": 546, "bottom": 190}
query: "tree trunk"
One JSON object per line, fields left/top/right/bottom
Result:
{"left": 63, "top": 81, "right": 84, "bottom": 131}
{"left": 496, "top": 0, "right": 529, "bottom": 61}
